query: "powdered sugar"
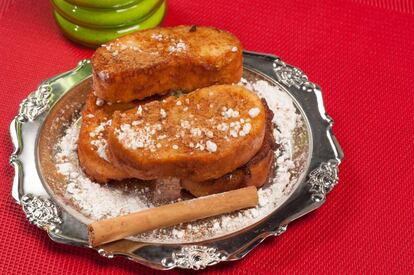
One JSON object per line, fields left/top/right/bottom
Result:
{"left": 53, "top": 73, "right": 308, "bottom": 243}
{"left": 102, "top": 41, "right": 142, "bottom": 54}
{"left": 168, "top": 39, "right": 187, "bottom": 53}
{"left": 95, "top": 97, "right": 105, "bottom": 106}
{"left": 89, "top": 120, "right": 111, "bottom": 161}
{"left": 151, "top": 33, "right": 163, "bottom": 41}
{"left": 248, "top": 107, "right": 260, "bottom": 118}
{"left": 97, "top": 71, "right": 109, "bottom": 81}
{"left": 221, "top": 107, "right": 239, "bottom": 119}
{"left": 116, "top": 123, "right": 157, "bottom": 151}
{"left": 55, "top": 125, "right": 153, "bottom": 219}
{"left": 206, "top": 140, "right": 217, "bottom": 152}
{"left": 247, "top": 80, "right": 299, "bottom": 145}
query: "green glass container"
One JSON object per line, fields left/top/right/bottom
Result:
{"left": 52, "top": 0, "right": 163, "bottom": 28}
{"left": 65, "top": 0, "right": 140, "bottom": 9}
{"left": 52, "top": 0, "right": 166, "bottom": 48}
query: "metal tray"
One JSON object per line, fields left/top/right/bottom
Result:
{"left": 9, "top": 51, "right": 343, "bottom": 270}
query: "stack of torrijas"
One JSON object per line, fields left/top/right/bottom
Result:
{"left": 78, "top": 25, "right": 278, "bottom": 198}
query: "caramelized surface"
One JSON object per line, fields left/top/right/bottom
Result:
{"left": 182, "top": 100, "right": 278, "bottom": 196}
{"left": 92, "top": 25, "right": 243, "bottom": 102}
{"left": 78, "top": 93, "right": 140, "bottom": 183}
{"left": 108, "top": 85, "right": 266, "bottom": 182}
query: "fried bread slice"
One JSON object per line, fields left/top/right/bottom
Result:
{"left": 107, "top": 85, "right": 266, "bottom": 182}
{"left": 92, "top": 25, "right": 243, "bottom": 103}
{"left": 78, "top": 93, "right": 140, "bottom": 183}
{"left": 79, "top": 91, "right": 277, "bottom": 196}
{"left": 181, "top": 100, "right": 278, "bottom": 197}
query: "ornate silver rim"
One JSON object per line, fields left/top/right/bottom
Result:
{"left": 9, "top": 52, "right": 343, "bottom": 270}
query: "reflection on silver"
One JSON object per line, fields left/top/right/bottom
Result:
{"left": 275, "top": 224, "right": 288, "bottom": 236}
{"left": 162, "top": 246, "right": 228, "bottom": 270}
{"left": 18, "top": 83, "right": 51, "bottom": 122}
{"left": 21, "top": 194, "right": 62, "bottom": 231}
{"left": 98, "top": 248, "right": 114, "bottom": 259}
{"left": 308, "top": 160, "right": 339, "bottom": 202}
{"left": 273, "top": 58, "right": 316, "bottom": 92}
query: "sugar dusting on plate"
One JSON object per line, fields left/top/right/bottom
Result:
{"left": 54, "top": 77, "right": 308, "bottom": 243}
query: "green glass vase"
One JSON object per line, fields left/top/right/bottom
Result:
{"left": 65, "top": 0, "right": 140, "bottom": 9}
{"left": 52, "top": 0, "right": 166, "bottom": 48}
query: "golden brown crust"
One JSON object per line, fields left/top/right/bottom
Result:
{"left": 79, "top": 93, "right": 278, "bottom": 197}
{"left": 107, "top": 85, "right": 266, "bottom": 182}
{"left": 92, "top": 25, "right": 243, "bottom": 103}
{"left": 182, "top": 100, "right": 278, "bottom": 197}
{"left": 77, "top": 94, "right": 140, "bottom": 183}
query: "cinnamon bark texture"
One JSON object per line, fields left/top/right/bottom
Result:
{"left": 88, "top": 186, "right": 258, "bottom": 246}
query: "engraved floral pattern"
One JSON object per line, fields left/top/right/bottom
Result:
{"left": 162, "top": 246, "right": 227, "bottom": 270}
{"left": 21, "top": 194, "right": 62, "bottom": 230}
{"left": 273, "top": 58, "right": 316, "bottom": 92}
{"left": 18, "top": 83, "right": 51, "bottom": 121}
{"left": 308, "top": 160, "right": 339, "bottom": 202}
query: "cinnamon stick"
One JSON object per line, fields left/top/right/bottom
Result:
{"left": 88, "top": 186, "right": 258, "bottom": 247}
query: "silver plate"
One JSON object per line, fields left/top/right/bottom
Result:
{"left": 9, "top": 52, "right": 343, "bottom": 270}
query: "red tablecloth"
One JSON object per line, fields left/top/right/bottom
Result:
{"left": 1, "top": 0, "right": 413, "bottom": 274}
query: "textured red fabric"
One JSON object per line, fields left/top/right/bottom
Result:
{"left": 1, "top": 0, "right": 413, "bottom": 274}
